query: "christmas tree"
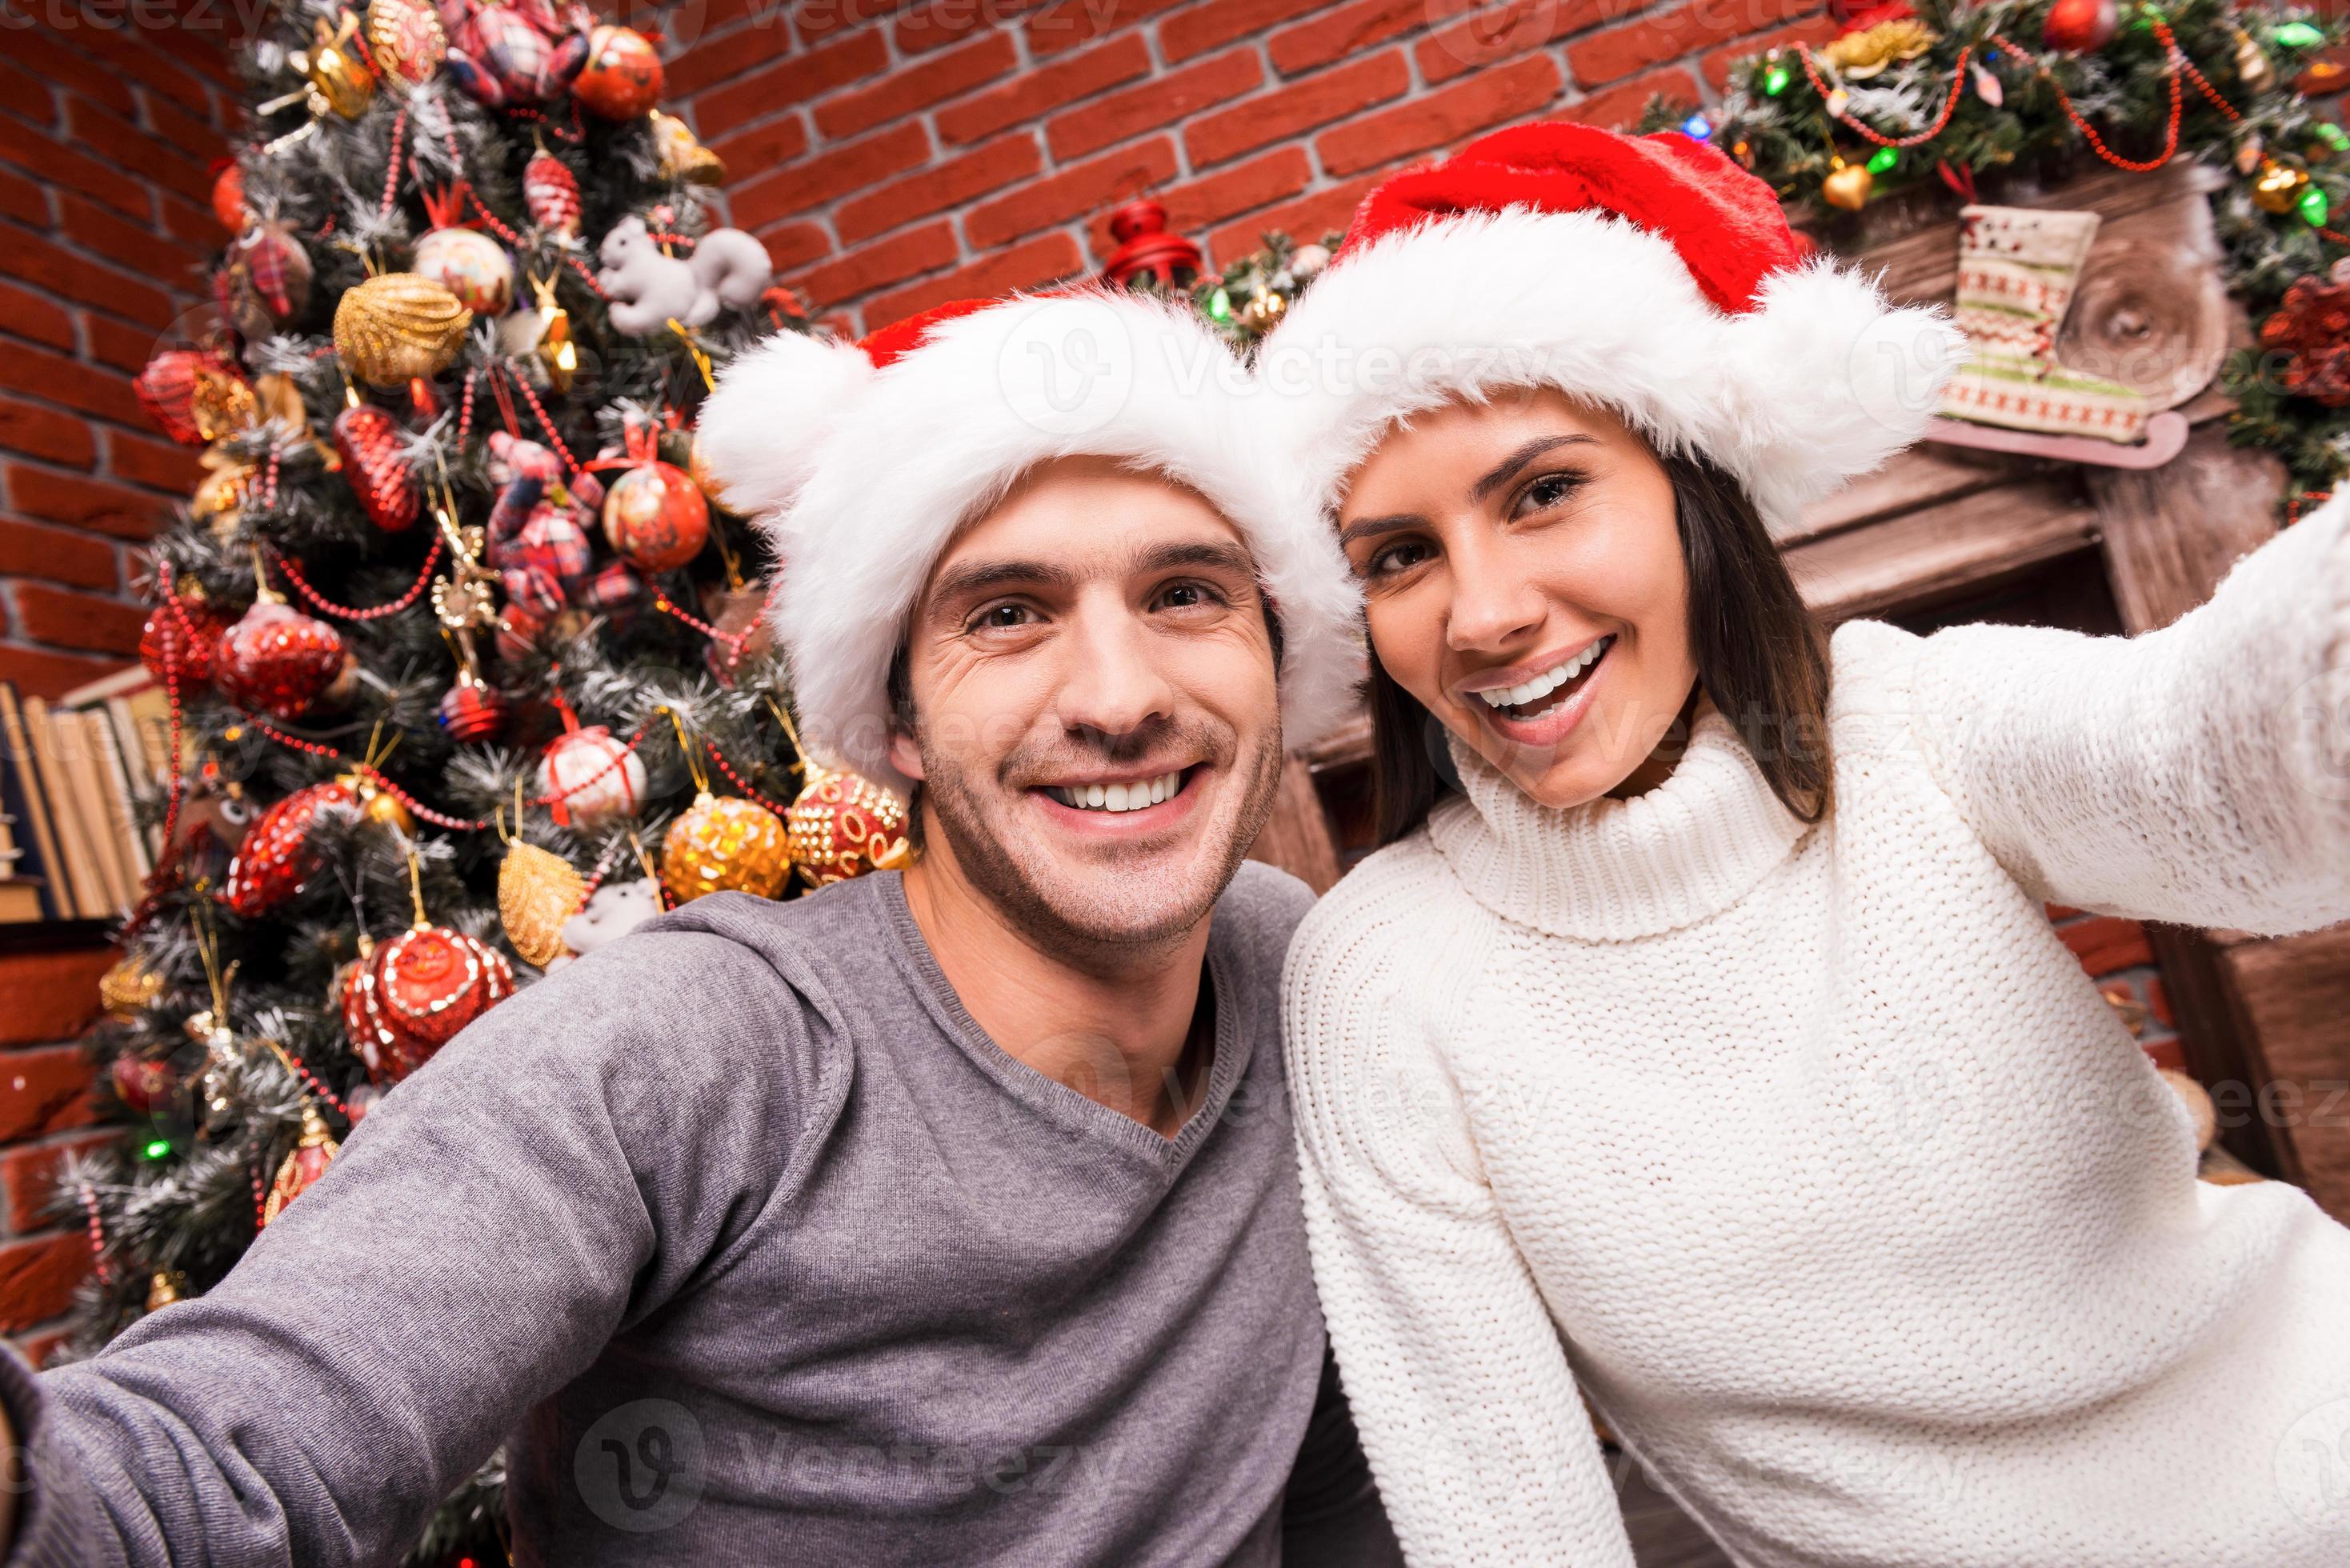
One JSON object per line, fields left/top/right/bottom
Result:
{"left": 68, "top": 3, "right": 906, "bottom": 1559}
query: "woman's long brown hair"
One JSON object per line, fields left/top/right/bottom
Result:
{"left": 1366, "top": 446, "right": 1833, "bottom": 846}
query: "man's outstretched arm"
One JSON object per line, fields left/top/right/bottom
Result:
{"left": 0, "top": 925, "right": 797, "bottom": 1566}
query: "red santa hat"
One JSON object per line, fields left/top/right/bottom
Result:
{"left": 1255, "top": 122, "right": 1963, "bottom": 535}
{"left": 694, "top": 290, "right": 1363, "bottom": 794}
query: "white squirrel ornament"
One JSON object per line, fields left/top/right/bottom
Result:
{"left": 595, "top": 216, "right": 772, "bottom": 336}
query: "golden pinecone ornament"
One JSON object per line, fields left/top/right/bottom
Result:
{"left": 334, "top": 273, "right": 472, "bottom": 386}
{"left": 500, "top": 840, "right": 586, "bottom": 966}
{"left": 785, "top": 764, "right": 911, "bottom": 888}
{"left": 661, "top": 791, "right": 791, "bottom": 904}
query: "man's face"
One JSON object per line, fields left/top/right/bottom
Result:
{"left": 890, "top": 457, "right": 1285, "bottom": 954}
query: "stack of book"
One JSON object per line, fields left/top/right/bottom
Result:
{"left": 0, "top": 669, "right": 174, "bottom": 925}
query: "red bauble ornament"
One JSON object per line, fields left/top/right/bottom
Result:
{"left": 332, "top": 404, "right": 422, "bottom": 532}
{"left": 536, "top": 725, "right": 647, "bottom": 829}
{"left": 601, "top": 460, "right": 708, "bottom": 572}
{"left": 134, "top": 349, "right": 233, "bottom": 446}
{"left": 216, "top": 599, "right": 347, "bottom": 720}
{"left": 140, "top": 592, "right": 229, "bottom": 688}
{"left": 784, "top": 764, "right": 912, "bottom": 888}
{"left": 523, "top": 150, "right": 582, "bottom": 238}
{"left": 210, "top": 162, "right": 249, "bottom": 235}
{"left": 574, "top": 24, "right": 662, "bottom": 118}
{"left": 348, "top": 923, "right": 515, "bottom": 1082}
{"left": 221, "top": 777, "right": 358, "bottom": 917}
{"left": 2042, "top": 0, "right": 2117, "bottom": 52}
{"left": 437, "top": 669, "right": 509, "bottom": 740}
{"left": 111, "top": 1055, "right": 176, "bottom": 1116}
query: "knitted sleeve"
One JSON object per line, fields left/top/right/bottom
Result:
{"left": 1888, "top": 492, "right": 2350, "bottom": 934}
{"left": 1283, "top": 854, "right": 1637, "bottom": 1568}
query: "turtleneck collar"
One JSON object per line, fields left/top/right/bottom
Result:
{"left": 1425, "top": 710, "right": 1813, "bottom": 942}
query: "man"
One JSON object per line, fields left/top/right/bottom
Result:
{"left": 0, "top": 293, "right": 1385, "bottom": 1564}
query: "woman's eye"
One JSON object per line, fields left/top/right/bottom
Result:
{"left": 1519, "top": 471, "right": 1584, "bottom": 514}
{"left": 1367, "top": 540, "right": 1431, "bottom": 578}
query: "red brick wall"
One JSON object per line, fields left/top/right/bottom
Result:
{"left": 663, "top": 0, "right": 1840, "bottom": 333}
{"left": 0, "top": 943, "right": 115, "bottom": 1362}
{"left": 0, "top": 4, "right": 233, "bottom": 701}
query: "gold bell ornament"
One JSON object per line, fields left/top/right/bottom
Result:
{"left": 334, "top": 270, "right": 472, "bottom": 387}
{"left": 260, "top": 1104, "right": 341, "bottom": 1227}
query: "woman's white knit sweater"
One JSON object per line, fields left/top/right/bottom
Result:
{"left": 1283, "top": 497, "right": 2350, "bottom": 1567}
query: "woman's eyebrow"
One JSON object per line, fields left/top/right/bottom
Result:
{"left": 1337, "top": 513, "right": 1426, "bottom": 547}
{"left": 1470, "top": 434, "right": 1599, "bottom": 502}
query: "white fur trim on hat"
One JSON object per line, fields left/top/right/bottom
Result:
{"left": 695, "top": 329, "right": 878, "bottom": 533}
{"left": 1254, "top": 206, "right": 1964, "bottom": 536}
{"left": 706, "top": 290, "right": 1363, "bottom": 794}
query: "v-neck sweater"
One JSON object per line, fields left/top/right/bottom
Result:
{"left": 1283, "top": 496, "right": 2350, "bottom": 1566}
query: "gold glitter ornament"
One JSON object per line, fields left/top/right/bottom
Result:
{"left": 785, "top": 764, "right": 911, "bottom": 888}
{"left": 499, "top": 840, "right": 586, "bottom": 966}
{"left": 2253, "top": 158, "right": 2309, "bottom": 214}
{"left": 334, "top": 272, "right": 472, "bottom": 386}
{"left": 298, "top": 13, "right": 378, "bottom": 118}
{"left": 99, "top": 954, "right": 164, "bottom": 1017}
{"left": 661, "top": 791, "right": 791, "bottom": 903}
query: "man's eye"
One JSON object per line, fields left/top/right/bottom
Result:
{"left": 1155, "top": 582, "right": 1223, "bottom": 610}
{"left": 971, "top": 603, "right": 1034, "bottom": 631}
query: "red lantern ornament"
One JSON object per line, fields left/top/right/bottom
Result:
{"left": 260, "top": 1105, "right": 341, "bottom": 1226}
{"left": 785, "top": 763, "right": 912, "bottom": 888}
{"left": 221, "top": 776, "right": 358, "bottom": 917}
{"left": 437, "top": 666, "right": 509, "bottom": 741}
{"left": 217, "top": 598, "right": 348, "bottom": 720}
{"left": 140, "top": 590, "right": 229, "bottom": 689}
{"left": 2042, "top": 0, "right": 2117, "bottom": 53}
{"left": 536, "top": 723, "right": 647, "bottom": 829}
{"left": 348, "top": 922, "right": 515, "bottom": 1082}
{"left": 332, "top": 403, "right": 422, "bottom": 532}
{"left": 574, "top": 24, "right": 663, "bottom": 118}
{"left": 524, "top": 150, "right": 582, "bottom": 238}
{"left": 601, "top": 458, "right": 708, "bottom": 573}
{"left": 210, "top": 162, "right": 249, "bottom": 235}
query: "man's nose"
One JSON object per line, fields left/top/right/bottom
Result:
{"left": 1444, "top": 529, "right": 1546, "bottom": 654}
{"left": 1051, "top": 597, "right": 1178, "bottom": 743}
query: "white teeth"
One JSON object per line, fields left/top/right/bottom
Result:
{"left": 1049, "top": 770, "right": 1185, "bottom": 813}
{"left": 1479, "top": 637, "right": 1612, "bottom": 709}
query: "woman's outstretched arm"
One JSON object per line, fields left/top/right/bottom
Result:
{"left": 1868, "top": 494, "right": 2350, "bottom": 935}
{"left": 1283, "top": 882, "right": 1637, "bottom": 1567}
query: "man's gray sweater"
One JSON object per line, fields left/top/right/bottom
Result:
{"left": 0, "top": 863, "right": 1395, "bottom": 1565}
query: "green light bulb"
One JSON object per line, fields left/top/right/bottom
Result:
{"left": 1763, "top": 63, "right": 1791, "bottom": 95}
{"left": 1866, "top": 146, "right": 1899, "bottom": 174}
{"left": 1207, "top": 287, "right": 1231, "bottom": 322}
{"left": 2274, "top": 21, "right": 2324, "bottom": 49}
{"left": 2300, "top": 184, "right": 2331, "bottom": 226}
{"left": 2318, "top": 123, "right": 2350, "bottom": 153}
{"left": 142, "top": 1138, "right": 171, "bottom": 1160}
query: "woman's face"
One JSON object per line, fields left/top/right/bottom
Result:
{"left": 1338, "top": 388, "right": 1699, "bottom": 810}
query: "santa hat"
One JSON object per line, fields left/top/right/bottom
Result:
{"left": 1255, "top": 122, "right": 1964, "bottom": 534}
{"left": 695, "top": 290, "right": 1363, "bottom": 794}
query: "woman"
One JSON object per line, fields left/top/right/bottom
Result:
{"left": 1261, "top": 122, "right": 2350, "bottom": 1566}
